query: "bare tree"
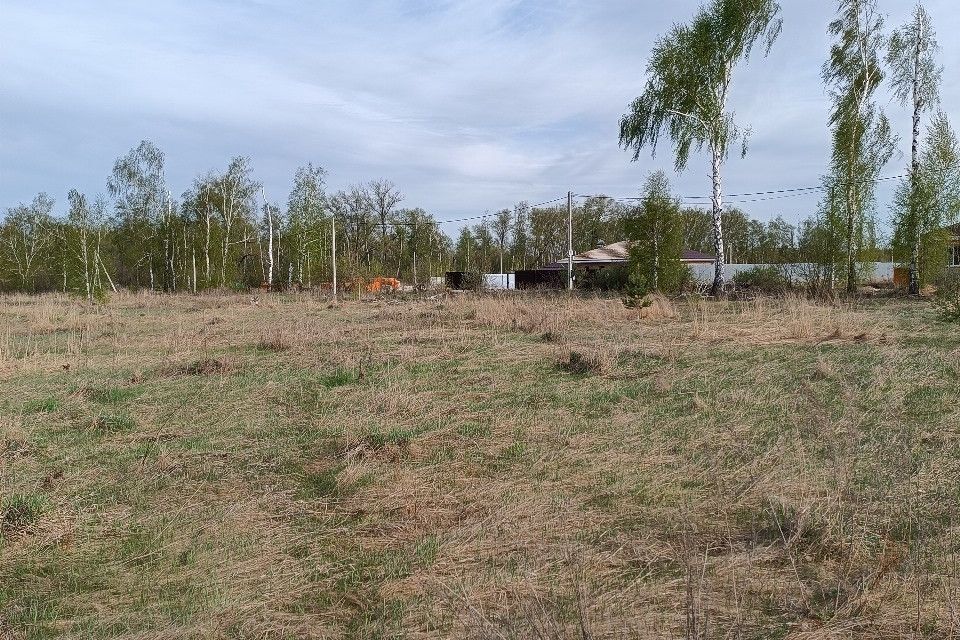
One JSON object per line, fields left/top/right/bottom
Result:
{"left": 366, "top": 179, "right": 403, "bottom": 268}
{"left": 490, "top": 209, "right": 512, "bottom": 275}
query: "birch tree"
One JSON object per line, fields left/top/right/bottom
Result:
{"left": 626, "top": 171, "right": 685, "bottom": 296}
{"left": 262, "top": 197, "right": 277, "bottom": 287}
{"left": 107, "top": 141, "right": 167, "bottom": 290}
{"left": 511, "top": 202, "right": 530, "bottom": 271}
{"left": 823, "top": 0, "right": 896, "bottom": 293}
{"left": 619, "top": 0, "right": 782, "bottom": 296}
{"left": 214, "top": 157, "right": 259, "bottom": 287}
{"left": 1, "top": 193, "right": 54, "bottom": 291}
{"left": 892, "top": 112, "right": 960, "bottom": 285}
{"left": 287, "top": 163, "right": 327, "bottom": 286}
{"left": 887, "top": 4, "right": 942, "bottom": 294}
{"left": 64, "top": 190, "right": 114, "bottom": 300}
{"left": 184, "top": 176, "right": 220, "bottom": 289}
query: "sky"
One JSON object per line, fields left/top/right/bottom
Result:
{"left": 3, "top": 0, "right": 960, "bottom": 237}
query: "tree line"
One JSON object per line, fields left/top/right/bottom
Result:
{"left": 0, "top": 143, "right": 459, "bottom": 297}
{"left": 3, "top": 138, "right": 863, "bottom": 297}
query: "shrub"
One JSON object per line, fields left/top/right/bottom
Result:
{"left": 447, "top": 271, "right": 484, "bottom": 291}
{"left": 733, "top": 265, "right": 791, "bottom": 294}
{"left": 578, "top": 265, "right": 630, "bottom": 291}
{"left": 933, "top": 269, "right": 960, "bottom": 322}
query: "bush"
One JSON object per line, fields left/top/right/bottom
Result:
{"left": 733, "top": 265, "right": 791, "bottom": 294}
{"left": 933, "top": 269, "right": 960, "bottom": 322}
{"left": 578, "top": 266, "right": 630, "bottom": 291}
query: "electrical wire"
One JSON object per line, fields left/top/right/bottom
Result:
{"left": 353, "top": 195, "right": 570, "bottom": 228}
{"left": 331, "top": 172, "right": 911, "bottom": 229}
{"left": 574, "top": 172, "right": 910, "bottom": 203}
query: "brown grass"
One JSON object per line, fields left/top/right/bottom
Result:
{"left": 1, "top": 291, "right": 957, "bottom": 639}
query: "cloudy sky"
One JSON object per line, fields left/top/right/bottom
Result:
{"left": 3, "top": 1, "right": 960, "bottom": 235}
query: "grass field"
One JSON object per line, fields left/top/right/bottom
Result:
{"left": 2, "top": 291, "right": 959, "bottom": 639}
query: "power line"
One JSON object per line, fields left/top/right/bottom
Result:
{"left": 574, "top": 172, "right": 910, "bottom": 203}
{"left": 329, "top": 172, "right": 910, "bottom": 230}
{"left": 346, "top": 195, "right": 570, "bottom": 228}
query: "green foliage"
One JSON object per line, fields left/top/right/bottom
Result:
{"left": 733, "top": 266, "right": 791, "bottom": 293}
{"left": 620, "top": 0, "right": 781, "bottom": 295}
{"left": 23, "top": 397, "right": 60, "bottom": 414}
{"left": 577, "top": 265, "right": 629, "bottom": 292}
{"left": 823, "top": 0, "right": 897, "bottom": 293}
{"left": 0, "top": 193, "right": 55, "bottom": 292}
{"left": 887, "top": 5, "right": 941, "bottom": 111}
{"left": 933, "top": 269, "right": 960, "bottom": 322}
{"left": 892, "top": 113, "right": 960, "bottom": 287}
{"left": 619, "top": 0, "right": 782, "bottom": 170}
{"left": 625, "top": 172, "right": 687, "bottom": 297}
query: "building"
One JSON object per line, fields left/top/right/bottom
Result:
{"left": 547, "top": 241, "right": 717, "bottom": 271}
{"left": 949, "top": 223, "right": 960, "bottom": 268}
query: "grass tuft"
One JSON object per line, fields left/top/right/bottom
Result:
{"left": 1, "top": 493, "right": 48, "bottom": 537}
{"left": 257, "top": 332, "right": 290, "bottom": 352}
{"left": 318, "top": 367, "right": 356, "bottom": 388}
{"left": 93, "top": 412, "right": 137, "bottom": 433}
{"left": 22, "top": 397, "right": 60, "bottom": 414}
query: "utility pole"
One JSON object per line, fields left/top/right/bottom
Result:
{"left": 331, "top": 214, "right": 338, "bottom": 303}
{"left": 567, "top": 191, "right": 574, "bottom": 291}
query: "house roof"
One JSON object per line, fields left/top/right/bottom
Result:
{"left": 550, "top": 241, "right": 716, "bottom": 267}
{"left": 681, "top": 249, "right": 718, "bottom": 262}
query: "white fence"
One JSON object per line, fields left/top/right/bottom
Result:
{"left": 484, "top": 273, "right": 515, "bottom": 290}
{"left": 689, "top": 262, "right": 896, "bottom": 285}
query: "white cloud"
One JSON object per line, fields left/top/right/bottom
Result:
{"left": 3, "top": 0, "right": 960, "bottom": 228}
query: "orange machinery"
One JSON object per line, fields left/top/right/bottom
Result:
{"left": 365, "top": 277, "right": 402, "bottom": 294}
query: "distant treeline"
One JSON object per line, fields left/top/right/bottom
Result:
{"left": 1, "top": 140, "right": 892, "bottom": 296}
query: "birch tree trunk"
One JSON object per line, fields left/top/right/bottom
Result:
{"left": 710, "top": 144, "right": 726, "bottom": 296}
{"left": 204, "top": 205, "right": 211, "bottom": 288}
{"left": 909, "top": 15, "right": 924, "bottom": 296}
{"left": 266, "top": 206, "right": 274, "bottom": 287}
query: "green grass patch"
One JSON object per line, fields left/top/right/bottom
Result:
{"left": 2, "top": 493, "right": 49, "bottom": 537}
{"left": 93, "top": 411, "right": 137, "bottom": 433}
{"left": 89, "top": 385, "right": 143, "bottom": 405}
{"left": 23, "top": 396, "right": 60, "bottom": 414}
{"left": 318, "top": 367, "right": 356, "bottom": 388}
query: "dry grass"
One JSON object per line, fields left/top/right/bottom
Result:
{"left": 1, "top": 291, "right": 958, "bottom": 639}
